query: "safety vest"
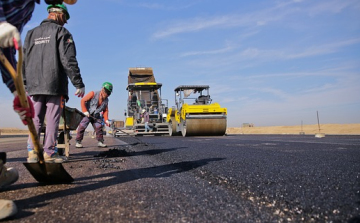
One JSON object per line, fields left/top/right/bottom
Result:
{"left": 86, "top": 91, "right": 108, "bottom": 117}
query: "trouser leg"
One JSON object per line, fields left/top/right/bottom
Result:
{"left": 27, "top": 95, "right": 46, "bottom": 152}
{"left": 76, "top": 117, "right": 90, "bottom": 142}
{"left": 92, "top": 119, "right": 104, "bottom": 142}
{"left": 42, "top": 96, "right": 64, "bottom": 156}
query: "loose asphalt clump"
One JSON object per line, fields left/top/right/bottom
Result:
{"left": 93, "top": 158, "right": 126, "bottom": 170}
{"left": 94, "top": 148, "right": 130, "bottom": 158}
{"left": 93, "top": 148, "right": 130, "bottom": 170}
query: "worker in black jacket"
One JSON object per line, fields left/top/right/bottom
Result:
{"left": 23, "top": 3, "right": 85, "bottom": 163}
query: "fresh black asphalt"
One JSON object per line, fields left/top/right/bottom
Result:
{"left": 0, "top": 134, "right": 359, "bottom": 222}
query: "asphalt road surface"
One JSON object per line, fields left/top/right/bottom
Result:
{"left": 0, "top": 134, "right": 359, "bottom": 222}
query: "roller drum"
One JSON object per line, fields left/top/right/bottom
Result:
{"left": 181, "top": 118, "right": 227, "bottom": 137}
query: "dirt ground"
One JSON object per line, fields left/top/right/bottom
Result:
{"left": 0, "top": 128, "right": 29, "bottom": 135}
{"left": 226, "top": 123, "right": 360, "bottom": 135}
{"left": 1, "top": 123, "right": 359, "bottom": 135}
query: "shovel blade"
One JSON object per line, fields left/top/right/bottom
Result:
{"left": 23, "top": 162, "right": 74, "bottom": 184}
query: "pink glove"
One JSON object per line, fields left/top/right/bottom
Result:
{"left": 13, "top": 95, "right": 35, "bottom": 125}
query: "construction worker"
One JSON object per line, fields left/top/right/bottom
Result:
{"left": 76, "top": 82, "right": 112, "bottom": 148}
{"left": 0, "top": 0, "right": 79, "bottom": 220}
{"left": 23, "top": 3, "right": 85, "bottom": 164}
{"left": 141, "top": 108, "right": 153, "bottom": 132}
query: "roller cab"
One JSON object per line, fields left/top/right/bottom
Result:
{"left": 167, "top": 85, "right": 227, "bottom": 137}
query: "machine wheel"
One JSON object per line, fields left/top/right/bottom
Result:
{"left": 169, "top": 122, "right": 174, "bottom": 136}
{"left": 169, "top": 117, "right": 181, "bottom": 136}
{"left": 181, "top": 120, "right": 187, "bottom": 137}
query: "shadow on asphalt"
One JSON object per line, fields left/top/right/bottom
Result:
{"left": 11, "top": 157, "right": 224, "bottom": 220}
{"left": 64, "top": 146, "right": 188, "bottom": 162}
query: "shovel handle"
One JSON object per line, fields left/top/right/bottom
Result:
{"left": 0, "top": 48, "right": 44, "bottom": 162}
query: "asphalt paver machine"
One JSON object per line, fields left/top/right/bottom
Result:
{"left": 125, "top": 82, "right": 169, "bottom": 135}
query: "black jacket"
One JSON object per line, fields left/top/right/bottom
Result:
{"left": 23, "top": 19, "right": 85, "bottom": 100}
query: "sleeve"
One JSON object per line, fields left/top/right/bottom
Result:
{"left": 0, "top": 50, "right": 16, "bottom": 93}
{"left": 58, "top": 28, "right": 85, "bottom": 90}
{"left": 0, "top": 2, "right": 6, "bottom": 23}
{"left": 80, "top": 91, "right": 94, "bottom": 112}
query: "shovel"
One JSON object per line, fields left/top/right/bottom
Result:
{"left": 0, "top": 45, "right": 73, "bottom": 184}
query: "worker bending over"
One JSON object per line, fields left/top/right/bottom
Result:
{"left": 76, "top": 82, "right": 112, "bottom": 148}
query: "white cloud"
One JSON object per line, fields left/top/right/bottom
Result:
{"left": 180, "top": 45, "right": 235, "bottom": 57}
{"left": 152, "top": 16, "right": 232, "bottom": 39}
{"left": 152, "top": 0, "right": 360, "bottom": 40}
{"left": 183, "top": 37, "right": 360, "bottom": 71}
{"left": 151, "top": 2, "right": 298, "bottom": 39}
{"left": 286, "top": 38, "right": 360, "bottom": 59}
{"left": 306, "top": 0, "right": 360, "bottom": 15}
{"left": 135, "top": 2, "right": 198, "bottom": 10}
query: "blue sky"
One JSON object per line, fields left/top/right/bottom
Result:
{"left": 0, "top": 0, "right": 359, "bottom": 128}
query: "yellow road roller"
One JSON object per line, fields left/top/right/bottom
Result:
{"left": 166, "top": 85, "right": 227, "bottom": 137}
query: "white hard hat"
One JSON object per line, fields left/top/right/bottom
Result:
{"left": 142, "top": 109, "right": 146, "bottom": 113}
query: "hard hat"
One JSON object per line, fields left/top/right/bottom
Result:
{"left": 102, "top": 82, "right": 113, "bottom": 93}
{"left": 142, "top": 109, "right": 146, "bottom": 114}
{"left": 47, "top": 4, "right": 70, "bottom": 20}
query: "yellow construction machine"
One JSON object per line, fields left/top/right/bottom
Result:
{"left": 167, "top": 85, "right": 227, "bottom": 137}
{"left": 124, "top": 67, "right": 169, "bottom": 135}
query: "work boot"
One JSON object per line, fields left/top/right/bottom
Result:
{"left": 0, "top": 160, "right": 19, "bottom": 189}
{"left": 75, "top": 141, "right": 83, "bottom": 148}
{"left": 0, "top": 199, "right": 17, "bottom": 220}
{"left": 97, "top": 141, "right": 107, "bottom": 148}
{"left": 43, "top": 153, "right": 65, "bottom": 163}
{"left": 27, "top": 150, "right": 39, "bottom": 163}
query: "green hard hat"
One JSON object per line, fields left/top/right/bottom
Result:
{"left": 102, "top": 82, "right": 113, "bottom": 93}
{"left": 47, "top": 4, "right": 70, "bottom": 20}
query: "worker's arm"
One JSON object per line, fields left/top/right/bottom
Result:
{"left": 58, "top": 29, "right": 85, "bottom": 96}
{"left": 103, "top": 106, "right": 110, "bottom": 126}
{"left": 80, "top": 91, "right": 94, "bottom": 116}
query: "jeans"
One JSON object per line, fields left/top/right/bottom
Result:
{"left": 144, "top": 122, "right": 152, "bottom": 132}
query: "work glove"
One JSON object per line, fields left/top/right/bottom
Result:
{"left": 75, "top": 87, "right": 85, "bottom": 98}
{"left": 13, "top": 92, "right": 34, "bottom": 125}
{"left": 0, "top": 22, "right": 21, "bottom": 49}
{"left": 83, "top": 111, "right": 90, "bottom": 117}
{"left": 105, "top": 120, "right": 110, "bottom": 127}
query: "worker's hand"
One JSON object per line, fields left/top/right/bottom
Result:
{"left": 84, "top": 111, "right": 90, "bottom": 117}
{"left": 105, "top": 120, "right": 110, "bottom": 127}
{"left": 75, "top": 87, "right": 85, "bottom": 98}
{"left": 13, "top": 93, "right": 34, "bottom": 125}
{"left": 0, "top": 22, "right": 21, "bottom": 49}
